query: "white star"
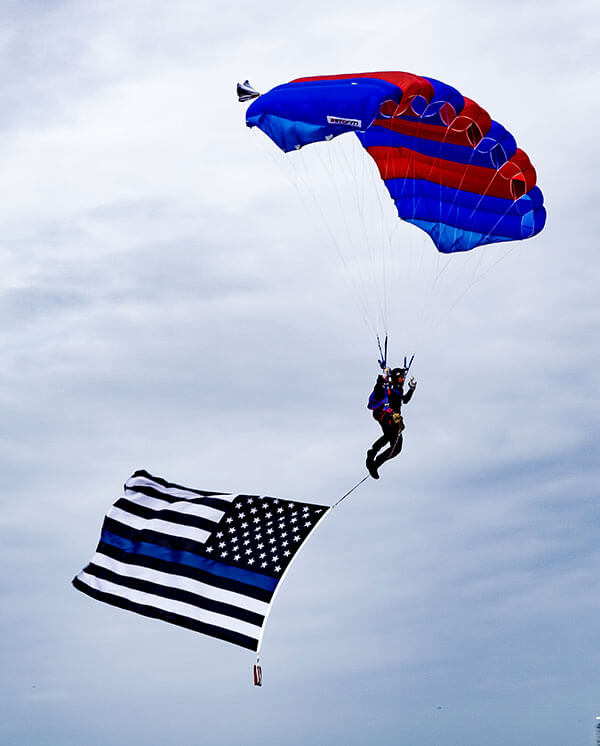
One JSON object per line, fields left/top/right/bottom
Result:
{"left": 292, "top": 526, "right": 299, "bottom": 533}
{"left": 265, "top": 512, "right": 272, "bottom": 518}
{"left": 304, "top": 521, "right": 312, "bottom": 527}
{"left": 290, "top": 517, "right": 297, "bottom": 523}
{"left": 234, "top": 554, "right": 241, "bottom": 561}
{"left": 248, "top": 559, "right": 255, "bottom": 565}
{"left": 221, "top": 551, "right": 228, "bottom": 557}
{"left": 293, "top": 535, "right": 301, "bottom": 542}
{"left": 245, "top": 549, "right": 252, "bottom": 555}
{"left": 261, "top": 562, "right": 267, "bottom": 568}
{"left": 250, "top": 507, "right": 258, "bottom": 514}
{"left": 277, "top": 507, "right": 284, "bottom": 513}
{"left": 216, "top": 532, "right": 224, "bottom": 538}
{"left": 219, "top": 542, "right": 226, "bottom": 548}
{"left": 205, "top": 546, "right": 213, "bottom": 553}
{"left": 259, "top": 552, "right": 266, "bottom": 558}
{"left": 226, "top": 517, "right": 233, "bottom": 523}
{"left": 266, "top": 528, "right": 274, "bottom": 535}
{"left": 274, "top": 565, "right": 281, "bottom": 572}
{"left": 284, "top": 550, "right": 291, "bottom": 557}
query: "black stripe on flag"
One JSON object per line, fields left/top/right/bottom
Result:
{"left": 124, "top": 483, "right": 234, "bottom": 511}
{"left": 72, "top": 576, "right": 259, "bottom": 651}
{"left": 97, "top": 540, "right": 274, "bottom": 603}
{"left": 84, "top": 562, "right": 265, "bottom": 627}
{"left": 114, "top": 497, "right": 220, "bottom": 534}
{"left": 103, "top": 516, "right": 210, "bottom": 557}
{"left": 128, "top": 470, "right": 229, "bottom": 498}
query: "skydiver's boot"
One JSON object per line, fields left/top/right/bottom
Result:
{"left": 366, "top": 449, "right": 379, "bottom": 479}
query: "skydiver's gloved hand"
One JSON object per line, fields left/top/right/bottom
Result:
{"left": 408, "top": 377, "right": 417, "bottom": 389}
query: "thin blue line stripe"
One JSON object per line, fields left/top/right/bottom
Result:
{"left": 100, "top": 529, "right": 278, "bottom": 592}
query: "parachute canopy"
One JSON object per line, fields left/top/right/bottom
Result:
{"left": 244, "top": 72, "right": 546, "bottom": 253}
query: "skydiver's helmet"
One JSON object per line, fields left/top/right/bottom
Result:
{"left": 391, "top": 367, "right": 407, "bottom": 386}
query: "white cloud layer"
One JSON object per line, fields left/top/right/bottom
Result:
{"left": 1, "top": 1, "right": 598, "bottom": 745}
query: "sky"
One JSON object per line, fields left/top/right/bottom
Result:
{"left": 1, "top": 0, "right": 599, "bottom": 744}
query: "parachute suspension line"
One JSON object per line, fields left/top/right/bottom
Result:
{"left": 415, "top": 102, "right": 461, "bottom": 339}
{"left": 317, "top": 142, "right": 377, "bottom": 334}
{"left": 355, "top": 136, "right": 389, "bottom": 336}
{"left": 364, "top": 131, "right": 398, "bottom": 337}
{"left": 266, "top": 137, "right": 377, "bottom": 339}
{"left": 415, "top": 101, "right": 522, "bottom": 344}
{"left": 433, "top": 109, "right": 523, "bottom": 320}
{"left": 322, "top": 139, "right": 387, "bottom": 336}
{"left": 394, "top": 100, "right": 488, "bottom": 346}
{"left": 442, "top": 241, "right": 519, "bottom": 319}
{"left": 293, "top": 143, "right": 376, "bottom": 337}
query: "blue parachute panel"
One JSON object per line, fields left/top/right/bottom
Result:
{"left": 388, "top": 179, "right": 546, "bottom": 250}
{"left": 246, "top": 77, "right": 400, "bottom": 152}
{"left": 358, "top": 122, "right": 518, "bottom": 169}
{"left": 406, "top": 218, "right": 510, "bottom": 253}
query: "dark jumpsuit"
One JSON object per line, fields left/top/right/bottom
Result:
{"left": 367, "top": 375, "right": 415, "bottom": 469}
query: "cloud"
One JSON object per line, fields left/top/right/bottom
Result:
{"left": 1, "top": 2, "right": 598, "bottom": 745}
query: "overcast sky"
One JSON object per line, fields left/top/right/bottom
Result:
{"left": 1, "top": 1, "right": 599, "bottom": 744}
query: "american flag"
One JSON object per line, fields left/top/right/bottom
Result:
{"left": 73, "top": 470, "right": 330, "bottom": 651}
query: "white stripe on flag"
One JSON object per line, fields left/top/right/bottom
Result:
{"left": 121, "top": 492, "right": 227, "bottom": 524}
{"left": 125, "top": 475, "right": 236, "bottom": 503}
{"left": 107, "top": 506, "right": 211, "bottom": 544}
{"left": 77, "top": 570, "right": 262, "bottom": 640}
{"left": 90, "top": 552, "right": 269, "bottom": 616}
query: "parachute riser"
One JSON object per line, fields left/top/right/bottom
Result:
{"left": 377, "top": 336, "right": 414, "bottom": 380}
{"left": 377, "top": 335, "right": 388, "bottom": 371}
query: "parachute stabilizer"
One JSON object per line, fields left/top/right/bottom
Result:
{"left": 237, "top": 79, "right": 261, "bottom": 103}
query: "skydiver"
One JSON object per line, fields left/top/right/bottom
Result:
{"left": 366, "top": 366, "right": 417, "bottom": 479}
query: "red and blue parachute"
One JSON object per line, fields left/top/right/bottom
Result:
{"left": 242, "top": 72, "right": 546, "bottom": 253}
